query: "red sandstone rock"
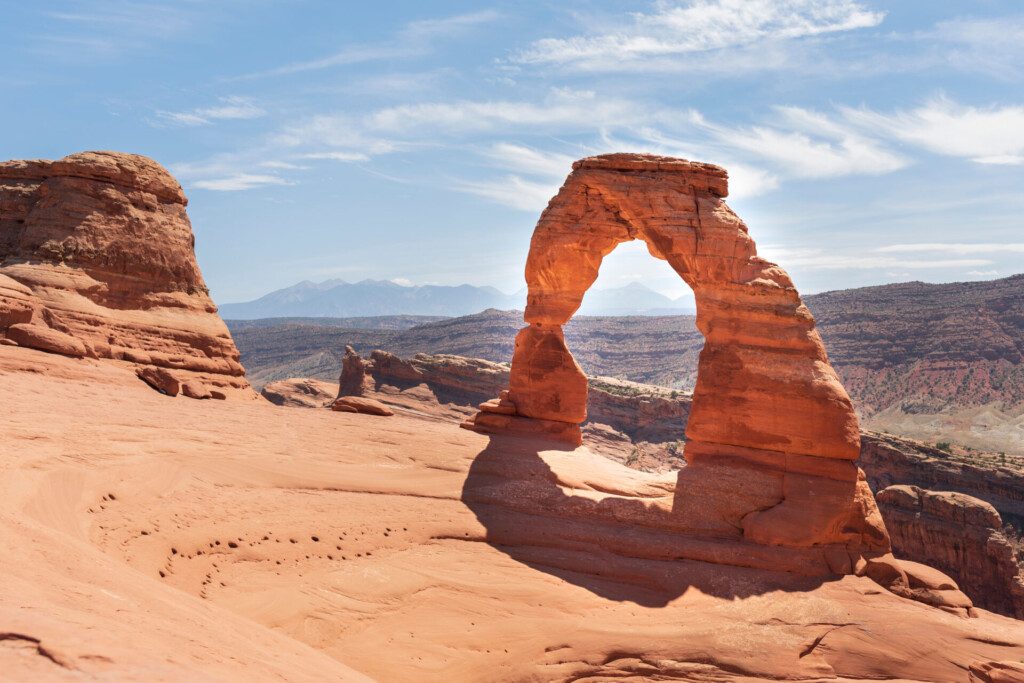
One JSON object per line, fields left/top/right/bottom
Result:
{"left": 338, "top": 345, "right": 370, "bottom": 396}
{"left": 136, "top": 366, "right": 181, "bottom": 397}
{"left": 878, "top": 484, "right": 1024, "bottom": 618}
{"left": 970, "top": 660, "right": 1024, "bottom": 682}
{"left": 261, "top": 378, "right": 337, "bottom": 408}
{"left": 464, "top": 153, "right": 886, "bottom": 575}
{"left": 332, "top": 396, "right": 394, "bottom": 416}
{"left": 181, "top": 380, "right": 213, "bottom": 400}
{"left": 0, "top": 151, "right": 252, "bottom": 398}
{"left": 6, "top": 322, "right": 87, "bottom": 358}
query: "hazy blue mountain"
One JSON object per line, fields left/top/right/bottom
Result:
{"left": 218, "top": 279, "right": 694, "bottom": 319}
{"left": 577, "top": 281, "right": 695, "bottom": 316}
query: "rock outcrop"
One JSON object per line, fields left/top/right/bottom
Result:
{"left": 878, "top": 484, "right": 1024, "bottom": 618}
{"left": 331, "top": 395, "right": 394, "bottom": 416}
{"left": 860, "top": 432, "right": 1024, "bottom": 524}
{"left": 261, "top": 377, "right": 337, "bottom": 408}
{"left": 338, "top": 345, "right": 371, "bottom": 396}
{"left": 0, "top": 151, "right": 251, "bottom": 398}
{"left": 462, "top": 154, "right": 904, "bottom": 585}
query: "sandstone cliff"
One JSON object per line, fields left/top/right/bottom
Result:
{"left": 878, "top": 485, "right": 1024, "bottom": 619}
{"left": 0, "top": 151, "right": 251, "bottom": 397}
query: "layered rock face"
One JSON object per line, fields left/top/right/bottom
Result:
{"left": 0, "top": 151, "right": 250, "bottom": 397}
{"left": 463, "top": 153, "right": 913, "bottom": 584}
{"left": 878, "top": 485, "right": 1024, "bottom": 618}
{"left": 861, "top": 432, "right": 1024, "bottom": 524}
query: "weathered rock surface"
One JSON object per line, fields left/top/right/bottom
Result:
{"left": 338, "top": 345, "right": 371, "bottom": 396}
{"left": 465, "top": 153, "right": 896, "bottom": 583}
{"left": 0, "top": 151, "right": 251, "bottom": 398}
{"left": 300, "top": 344, "right": 1024, "bottom": 619}
{"left": 5, "top": 343, "right": 1024, "bottom": 682}
{"left": 861, "top": 432, "right": 1024, "bottom": 525}
{"left": 331, "top": 395, "right": 394, "bottom": 416}
{"left": 878, "top": 484, "right": 1024, "bottom": 618}
{"left": 261, "top": 377, "right": 337, "bottom": 408}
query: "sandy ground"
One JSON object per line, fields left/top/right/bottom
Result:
{"left": 3, "top": 344, "right": 1024, "bottom": 682}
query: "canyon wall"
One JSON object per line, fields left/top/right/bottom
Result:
{"left": 877, "top": 485, "right": 1024, "bottom": 618}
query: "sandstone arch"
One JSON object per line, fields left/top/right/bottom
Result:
{"left": 463, "top": 153, "right": 889, "bottom": 556}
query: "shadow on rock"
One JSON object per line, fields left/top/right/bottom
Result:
{"left": 460, "top": 434, "right": 832, "bottom": 607}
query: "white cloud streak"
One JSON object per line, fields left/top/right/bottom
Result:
{"left": 156, "top": 96, "right": 265, "bottom": 127}
{"left": 877, "top": 243, "right": 1024, "bottom": 254}
{"left": 237, "top": 10, "right": 500, "bottom": 79}
{"left": 513, "top": 0, "right": 884, "bottom": 71}
{"left": 192, "top": 174, "right": 292, "bottom": 192}
{"left": 843, "top": 97, "right": 1024, "bottom": 165}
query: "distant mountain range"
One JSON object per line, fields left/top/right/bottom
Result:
{"left": 217, "top": 279, "right": 695, "bottom": 319}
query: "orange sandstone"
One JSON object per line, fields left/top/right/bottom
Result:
{"left": 463, "top": 154, "right": 952, "bottom": 600}
{"left": 0, "top": 151, "right": 251, "bottom": 398}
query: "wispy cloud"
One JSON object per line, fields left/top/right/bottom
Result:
{"left": 236, "top": 10, "right": 500, "bottom": 80}
{"left": 512, "top": 0, "right": 883, "bottom": 71}
{"left": 924, "top": 16, "right": 1024, "bottom": 80}
{"left": 367, "top": 89, "right": 645, "bottom": 134}
{"left": 455, "top": 175, "right": 560, "bottom": 212}
{"left": 760, "top": 245, "right": 993, "bottom": 271}
{"left": 37, "top": 1, "right": 199, "bottom": 59}
{"left": 693, "top": 106, "right": 909, "bottom": 178}
{"left": 301, "top": 151, "right": 371, "bottom": 162}
{"left": 843, "top": 96, "right": 1024, "bottom": 165}
{"left": 155, "top": 96, "right": 265, "bottom": 127}
{"left": 877, "top": 243, "right": 1024, "bottom": 254}
{"left": 192, "top": 174, "right": 292, "bottom": 192}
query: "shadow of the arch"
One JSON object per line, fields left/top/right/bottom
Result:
{"left": 460, "top": 434, "right": 832, "bottom": 608}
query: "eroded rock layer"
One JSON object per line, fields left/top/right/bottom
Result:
{"left": 878, "top": 485, "right": 1024, "bottom": 618}
{"left": 0, "top": 151, "right": 251, "bottom": 397}
{"left": 463, "top": 153, "right": 917, "bottom": 587}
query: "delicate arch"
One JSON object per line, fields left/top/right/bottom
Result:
{"left": 468, "top": 154, "right": 858, "bottom": 463}
{"left": 461, "top": 153, "right": 894, "bottom": 557}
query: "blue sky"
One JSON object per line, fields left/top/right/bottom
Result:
{"left": 2, "top": 0, "right": 1023, "bottom": 305}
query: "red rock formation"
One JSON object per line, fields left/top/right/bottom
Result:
{"left": 338, "top": 345, "right": 371, "bottom": 396}
{"left": 860, "top": 431, "right": 1024, "bottom": 522}
{"left": 261, "top": 377, "right": 337, "bottom": 408}
{"left": 0, "top": 151, "right": 251, "bottom": 397}
{"left": 331, "top": 396, "right": 394, "bottom": 416}
{"left": 878, "top": 484, "right": 1024, "bottom": 618}
{"left": 462, "top": 153, "right": 955, "bottom": 599}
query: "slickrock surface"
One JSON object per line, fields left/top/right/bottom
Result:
{"left": 0, "top": 151, "right": 251, "bottom": 398}
{"left": 466, "top": 154, "right": 890, "bottom": 571}
{"left": 3, "top": 343, "right": 1024, "bottom": 681}
{"left": 878, "top": 485, "right": 1024, "bottom": 619}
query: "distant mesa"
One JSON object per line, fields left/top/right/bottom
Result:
{"left": 0, "top": 151, "right": 252, "bottom": 398}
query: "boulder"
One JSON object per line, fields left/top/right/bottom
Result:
{"left": 6, "top": 323, "right": 87, "bottom": 358}
{"left": 262, "top": 378, "right": 337, "bottom": 408}
{"left": 136, "top": 367, "right": 181, "bottom": 397}
{"left": 331, "top": 396, "right": 394, "bottom": 416}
